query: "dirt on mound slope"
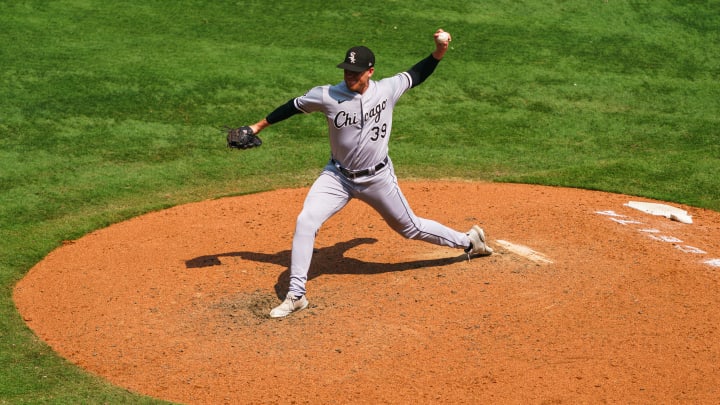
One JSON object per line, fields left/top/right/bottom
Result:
{"left": 14, "top": 181, "right": 720, "bottom": 404}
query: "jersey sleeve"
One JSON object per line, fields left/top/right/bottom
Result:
{"left": 383, "top": 71, "right": 413, "bottom": 102}
{"left": 293, "top": 85, "right": 328, "bottom": 114}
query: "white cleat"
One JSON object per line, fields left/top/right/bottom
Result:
{"left": 269, "top": 294, "right": 309, "bottom": 318}
{"left": 466, "top": 225, "right": 493, "bottom": 257}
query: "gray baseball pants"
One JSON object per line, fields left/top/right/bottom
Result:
{"left": 287, "top": 158, "right": 471, "bottom": 296}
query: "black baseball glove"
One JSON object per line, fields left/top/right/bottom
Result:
{"left": 225, "top": 126, "right": 262, "bottom": 149}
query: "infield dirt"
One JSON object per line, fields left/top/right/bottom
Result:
{"left": 14, "top": 181, "right": 720, "bottom": 404}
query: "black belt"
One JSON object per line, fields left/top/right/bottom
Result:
{"left": 332, "top": 157, "right": 389, "bottom": 179}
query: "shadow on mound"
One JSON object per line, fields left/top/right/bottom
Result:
{"left": 186, "top": 237, "right": 468, "bottom": 298}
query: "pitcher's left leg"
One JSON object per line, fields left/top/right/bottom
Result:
{"left": 288, "top": 169, "right": 350, "bottom": 297}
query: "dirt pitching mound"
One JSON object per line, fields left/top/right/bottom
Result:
{"left": 14, "top": 181, "right": 720, "bottom": 404}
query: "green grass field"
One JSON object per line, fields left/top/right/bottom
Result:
{"left": 1, "top": 1, "right": 718, "bottom": 403}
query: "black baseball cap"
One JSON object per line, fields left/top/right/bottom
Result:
{"left": 337, "top": 46, "right": 375, "bottom": 72}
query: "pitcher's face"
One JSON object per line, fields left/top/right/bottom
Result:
{"left": 344, "top": 67, "right": 374, "bottom": 94}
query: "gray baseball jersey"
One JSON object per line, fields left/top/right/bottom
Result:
{"left": 294, "top": 72, "right": 410, "bottom": 171}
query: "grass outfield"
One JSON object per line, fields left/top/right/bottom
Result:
{"left": 1, "top": 1, "right": 718, "bottom": 403}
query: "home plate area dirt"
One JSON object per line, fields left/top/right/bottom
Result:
{"left": 13, "top": 181, "right": 720, "bottom": 404}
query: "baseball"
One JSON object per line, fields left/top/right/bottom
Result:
{"left": 437, "top": 32, "right": 450, "bottom": 43}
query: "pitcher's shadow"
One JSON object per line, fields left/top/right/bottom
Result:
{"left": 185, "top": 238, "right": 467, "bottom": 299}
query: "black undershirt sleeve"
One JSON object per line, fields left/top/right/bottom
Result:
{"left": 407, "top": 53, "right": 441, "bottom": 88}
{"left": 266, "top": 98, "right": 302, "bottom": 124}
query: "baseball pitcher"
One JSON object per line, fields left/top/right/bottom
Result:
{"left": 232, "top": 29, "right": 492, "bottom": 318}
